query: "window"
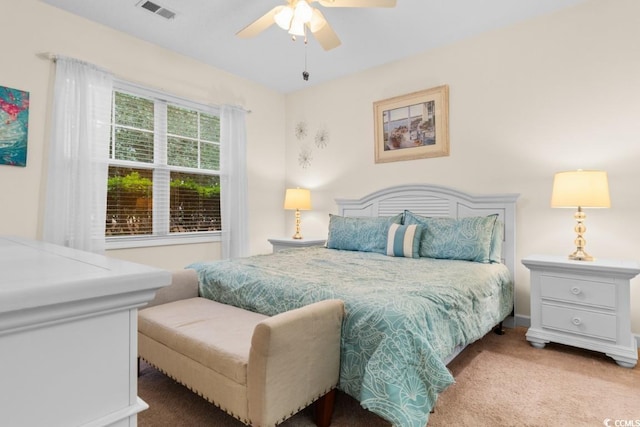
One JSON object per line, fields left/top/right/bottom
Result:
{"left": 106, "top": 82, "right": 221, "bottom": 248}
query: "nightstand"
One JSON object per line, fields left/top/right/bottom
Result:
{"left": 522, "top": 254, "right": 640, "bottom": 368}
{"left": 268, "top": 237, "right": 326, "bottom": 253}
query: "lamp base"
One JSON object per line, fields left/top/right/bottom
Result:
{"left": 568, "top": 249, "right": 594, "bottom": 262}
{"left": 292, "top": 209, "right": 303, "bottom": 240}
{"left": 568, "top": 206, "right": 594, "bottom": 261}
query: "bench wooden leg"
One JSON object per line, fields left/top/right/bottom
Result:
{"left": 314, "top": 389, "right": 336, "bottom": 427}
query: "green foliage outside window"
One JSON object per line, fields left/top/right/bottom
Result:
{"left": 169, "top": 176, "right": 220, "bottom": 197}
{"left": 107, "top": 171, "right": 152, "bottom": 194}
{"left": 106, "top": 169, "right": 221, "bottom": 236}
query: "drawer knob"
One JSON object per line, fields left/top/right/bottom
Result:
{"left": 570, "top": 286, "right": 582, "bottom": 295}
{"left": 572, "top": 317, "right": 582, "bottom": 326}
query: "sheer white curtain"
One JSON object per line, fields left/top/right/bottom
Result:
{"left": 220, "top": 105, "right": 249, "bottom": 259}
{"left": 42, "top": 57, "right": 113, "bottom": 254}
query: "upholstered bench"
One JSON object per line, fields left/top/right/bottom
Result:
{"left": 138, "top": 269, "right": 344, "bottom": 427}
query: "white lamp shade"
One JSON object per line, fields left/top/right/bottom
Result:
{"left": 551, "top": 170, "right": 611, "bottom": 208}
{"left": 274, "top": 6, "right": 293, "bottom": 30}
{"left": 284, "top": 188, "right": 311, "bottom": 210}
{"left": 294, "top": 0, "right": 313, "bottom": 23}
{"left": 288, "top": 15, "right": 306, "bottom": 36}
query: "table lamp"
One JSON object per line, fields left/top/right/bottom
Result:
{"left": 284, "top": 188, "right": 311, "bottom": 239}
{"left": 551, "top": 169, "right": 610, "bottom": 261}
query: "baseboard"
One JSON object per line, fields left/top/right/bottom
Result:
{"left": 514, "top": 314, "right": 530, "bottom": 328}
{"left": 514, "top": 314, "right": 640, "bottom": 349}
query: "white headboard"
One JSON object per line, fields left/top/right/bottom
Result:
{"left": 335, "top": 184, "right": 520, "bottom": 281}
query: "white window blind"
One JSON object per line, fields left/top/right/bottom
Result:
{"left": 106, "top": 81, "right": 221, "bottom": 248}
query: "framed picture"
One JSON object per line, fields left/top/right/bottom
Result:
{"left": 374, "top": 85, "right": 449, "bottom": 163}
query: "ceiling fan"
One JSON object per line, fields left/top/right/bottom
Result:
{"left": 237, "top": 0, "right": 397, "bottom": 51}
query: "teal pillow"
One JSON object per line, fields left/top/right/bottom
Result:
{"left": 327, "top": 213, "right": 402, "bottom": 254}
{"left": 404, "top": 211, "right": 498, "bottom": 263}
{"left": 489, "top": 219, "right": 504, "bottom": 263}
{"left": 385, "top": 223, "right": 422, "bottom": 258}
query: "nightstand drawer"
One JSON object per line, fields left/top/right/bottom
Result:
{"left": 540, "top": 275, "right": 615, "bottom": 309}
{"left": 541, "top": 304, "right": 617, "bottom": 341}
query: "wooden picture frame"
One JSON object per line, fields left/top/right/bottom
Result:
{"left": 374, "top": 85, "right": 449, "bottom": 163}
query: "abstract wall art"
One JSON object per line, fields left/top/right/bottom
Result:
{"left": 0, "top": 85, "right": 30, "bottom": 167}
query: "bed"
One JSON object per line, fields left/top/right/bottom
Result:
{"left": 188, "top": 184, "right": 519, "bottom": 427}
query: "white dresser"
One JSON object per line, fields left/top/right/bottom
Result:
{"left": 0, "top": 236, "right": 171, "bottom": 426}
{"left": 522, "top": 254, "right": 640, "bottom": 368}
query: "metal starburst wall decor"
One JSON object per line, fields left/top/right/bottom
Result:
{"left": 298, "top": 145, "right": 312, "bottom": 169}
{"left": 315, "top": 126, "right": 329, "bottom": 149}
{"left": 295, "top": 121, "right": 308, "bottom": 140}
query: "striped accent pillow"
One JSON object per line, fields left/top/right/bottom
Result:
{"left": 386, "top": 223, "right": 422, "bottom": 258}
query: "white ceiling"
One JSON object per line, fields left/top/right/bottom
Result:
{"left": 41, "top": 0, "right": 586, "bottom": 93}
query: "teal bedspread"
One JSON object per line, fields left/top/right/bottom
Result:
{"left": 188, "top": 247, "right": 513, "bottom": 427}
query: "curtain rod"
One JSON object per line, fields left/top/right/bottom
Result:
{"left": 36, "top": 52, "right": 57, "bottom": 61}
{"left": 35, "top": 51, "right": 252, "bottom": 114}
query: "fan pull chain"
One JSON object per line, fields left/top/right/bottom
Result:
{"left": 302, "top": 28, "right": 309, "bottom": 82}
{"left": 302, "top": 36, "right": 309, "bottom": 81}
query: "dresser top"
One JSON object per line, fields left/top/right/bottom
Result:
{"left": 0, "top": 236, "right": 171, "bottom": 314}
{"left": 522, "top": 254, "right": 640, "bottom": 278}
{"left": 268, "top": 237, "right": 327, "bottom": 244}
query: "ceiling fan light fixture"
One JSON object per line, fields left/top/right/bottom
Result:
{"left": 274, "top": 6, "right": 294, "bottom": 30}
{"left": 288, "top": 15, "right": 306, "bottom": 36}
{"left": 294, "top": 0, "right": 313, "bottom": 23}
{"left": 237, "top": 0, "right": 396, "bottom": 51}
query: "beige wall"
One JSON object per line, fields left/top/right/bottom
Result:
{"left": 4, "top": 0, "right": 639, "bottom": 335}
{"left": 283, "top": 0, "right": 640, "bottom": 334}
{"left": 1, "top": 0, "right": 286, "bottom": 269}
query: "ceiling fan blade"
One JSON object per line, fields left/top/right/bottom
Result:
{"left": 316, "top": 0, "right": 396, "bottom": 7}
{"left": 236, "top": 5, "right": 283, "bottom": 38}
{"left": 308, "top": 9, "right": 341, "bottom": 51}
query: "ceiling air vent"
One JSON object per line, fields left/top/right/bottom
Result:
{"left": 137, "top": 0, "right": 176, "bottom": 20}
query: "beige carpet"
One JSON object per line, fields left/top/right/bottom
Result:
{"left": 138, "top": 327, "right": 640, "bottom": 426}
